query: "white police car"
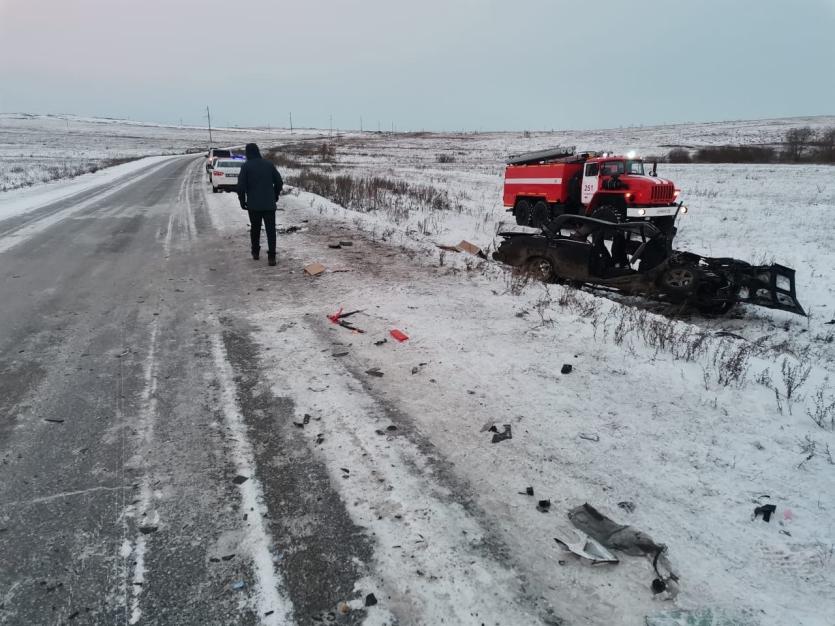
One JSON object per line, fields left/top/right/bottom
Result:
{"left": 210, "top": 158, "right": 244, "bottom": 193}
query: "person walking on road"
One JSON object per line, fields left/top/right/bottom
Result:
{"left": 237, "top": 143, "right": 283, "bottom": 266}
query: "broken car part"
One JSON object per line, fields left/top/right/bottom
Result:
{"left": 754, "top": 504, "right": 777, "bottom": 522}
{"left": 568, "top": 503, "right": 665, "bottom": 557}
{"left": 494, "top": 214, "right": 805, "bottom": 316}
{"left": 490, "top": 424, "right": 512, "bottom": 443}
{"left": 554, "top": 529, "right": 619, "bottom": 564}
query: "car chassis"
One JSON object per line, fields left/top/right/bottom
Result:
{"left": 493, "top": 214, "right": 805, "bottom": 316}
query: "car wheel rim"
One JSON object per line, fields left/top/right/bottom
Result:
{"left": 666, "top": 268, "right": 694, "bottom": 288}
{"left": 529, "top": 260, "right": 552, "bottom": 280}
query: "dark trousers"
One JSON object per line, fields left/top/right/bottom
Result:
{"left": 248, "top": 210, "right": 276, "bottom": 255}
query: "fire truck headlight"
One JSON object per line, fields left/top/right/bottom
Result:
{"left": 638, "top": 208, "right": 646, "bottom": 216}
{"left": 681, "top": 205, "right": 688, "bottom": 214}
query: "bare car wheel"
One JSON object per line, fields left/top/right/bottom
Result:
{"left": 524, "top": 256, "right": 556, "bottom": 282}
{"left": 659, "top": 267, "right": 699, "bottom": 295}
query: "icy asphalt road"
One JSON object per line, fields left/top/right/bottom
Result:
{"left": 0, "top": 157, "right": 377, "bottom": 625}
{"left": 0, "top": 157, "right": 549, "bottom": 625}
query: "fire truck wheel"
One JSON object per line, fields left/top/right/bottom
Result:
{"left": 514, "top": 200, "right": 532, "bottom": 226}
{"left": 531, "top": 201, "right": 551, "bottom": 228}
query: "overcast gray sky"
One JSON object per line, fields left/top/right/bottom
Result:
{"left": 1, "top": 0, "right": 834, "bottom": 131}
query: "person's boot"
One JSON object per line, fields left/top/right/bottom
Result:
{"left": 252, "top": 251, "right": 260, "bottom": 260}
{"left": 268, "top": 254, "right": 276, "bottom": 266}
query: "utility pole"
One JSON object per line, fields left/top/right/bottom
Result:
{"left": 329, "top": 114, "right": 333, "bottom": 137}
{"left": 206, "top": 106, "right": 213, "bottom": 146}
{"left": 289, "top": 112, "right": 293, "bottom": 133}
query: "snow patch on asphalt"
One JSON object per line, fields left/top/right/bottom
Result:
{"left": 124, "top": 318, "right": 160, "bottom": 625}
{"left": 210, "top": 330, "right": 294, "bottom": 625}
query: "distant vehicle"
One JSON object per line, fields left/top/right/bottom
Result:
{"left": 207, "top": 157, "right": 218, "bottom": 182}
{"left": 211, "top": 158, "right": 243, "bottom": 193}
{"left": 206, "top": 148, "right": 232, "bottom": 174}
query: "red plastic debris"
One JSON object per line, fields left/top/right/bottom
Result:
{"left": 327, "top": 307, "right": 344, "bottom": 324}
{"left": 327, "top": 308, "right": 365, "bottom": 333}
{"left": 390, "top": 329, "right": 409, "bottom": 342}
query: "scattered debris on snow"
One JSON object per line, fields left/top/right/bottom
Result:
{"left": 489, "top": 424, "right": 512, "bottom": 443}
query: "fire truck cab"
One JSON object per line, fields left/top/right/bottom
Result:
{"left": 503, "top": 147, "right": 685, "bottom": 231}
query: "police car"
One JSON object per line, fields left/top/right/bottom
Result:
{"left": 210, "top": 157, "right": 244, "bottom": 193}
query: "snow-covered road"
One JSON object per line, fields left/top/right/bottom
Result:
{"left": 0, "top": 152, "right": 832, "bottom": 625}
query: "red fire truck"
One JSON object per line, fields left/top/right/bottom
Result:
{"left": 503, "top": 147, "right": 685, "bottom": 231}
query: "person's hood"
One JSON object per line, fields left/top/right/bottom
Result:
{"left": 245, "top": 143, "right": 261, "bottom": 159}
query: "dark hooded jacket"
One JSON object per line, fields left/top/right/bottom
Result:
{"left": 237, "top": 143, "right": 283, "bottom": 211}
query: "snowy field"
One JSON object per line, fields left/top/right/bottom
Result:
{"left": 274, "top": 121, "right": 835, "bottom": 362}
{"left": 254, "top": 121, "right": 833, "bottom": 624}
{"left": 202, "top": 167, "right": 835, "bottom": 625}
{"left": 0, "top": 113, "right": 325, "bottom": 191}
{"left": 4, "top": 114, "right": 834, "bottom": 624}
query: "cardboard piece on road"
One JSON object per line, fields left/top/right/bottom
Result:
{"left": 304, "top": 263, "right": 326, "bottom": 276}
{"left": 436, "top": 240, "right": 484, "bottom": 257}
{"left": 455, "top": 240, "right": 482, "bottom": 256}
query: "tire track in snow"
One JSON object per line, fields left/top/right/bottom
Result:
{"left": 122, "top": 317, "right": 160, "bottom": 625}
{"left": 163, "top": 159, "right": 200, "bottom": 255}
{"left": 252, "top": 316, "right": 549, "bottom": 625}
{"left": 210, "top": 329, "right": 294, "bottom": 624}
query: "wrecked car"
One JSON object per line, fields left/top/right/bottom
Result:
{"left": 493, "top": 214, "right": 805, "bottom": 316}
